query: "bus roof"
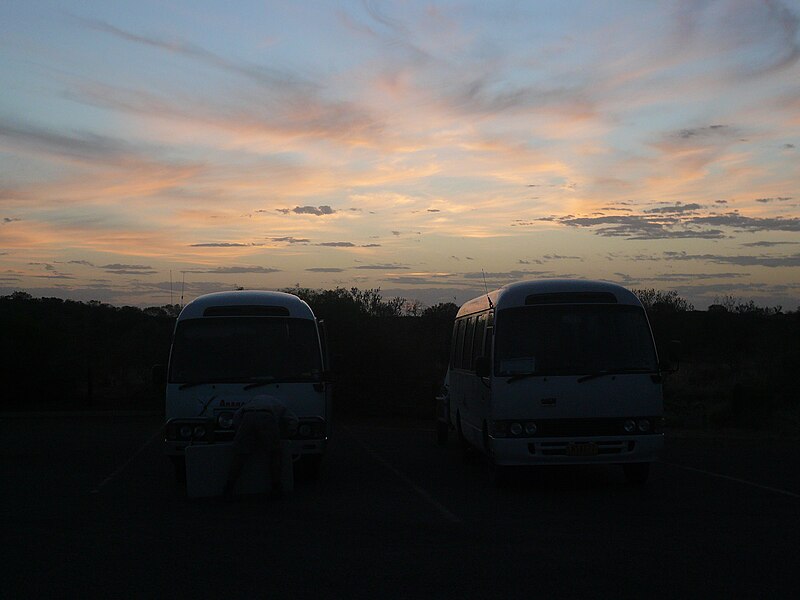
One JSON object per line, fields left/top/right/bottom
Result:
{"left": 456, "top": 279, "right": 643, "bottom": 317}
{"left": 177, "top": 290, "right": 316, "bottom": 321}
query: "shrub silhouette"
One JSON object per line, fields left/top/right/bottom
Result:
{"left": 1, "top": 288, "right": 796, "bottom": 432}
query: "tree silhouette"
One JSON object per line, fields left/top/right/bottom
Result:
{"left": 1, "top": 288, "right": 796, "bottom": 432}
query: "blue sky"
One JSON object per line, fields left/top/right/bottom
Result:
{"left": 1, "top": 0, "right": 799, "bottom": 308}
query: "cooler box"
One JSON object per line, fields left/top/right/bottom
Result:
{"left": 184, "top": 442, "right": 294, "bottom": 499}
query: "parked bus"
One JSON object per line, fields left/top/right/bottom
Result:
{"left": 442, "top": 279, "right": 667, "bottom": 484}
{"left": 161, "top": 291, "right": 331, "bottom": 480}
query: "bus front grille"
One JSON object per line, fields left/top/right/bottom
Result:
{"left": 532, "top": 440, "right": 633, "bottom": 456}
{"left": 533, "top": 419, "right": 632, "bottom": 437}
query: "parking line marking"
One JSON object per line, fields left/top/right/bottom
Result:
{"left": 342, "top": 425, "right": 463, "bottom": 525}
{"left": 90, "top": 428, "right": 161, "bottom": 494}
{"left": 659, "top": 460, "right": 800, "bottom": 500}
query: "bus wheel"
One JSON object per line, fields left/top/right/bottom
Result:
{"left": 489, "top": 460, "right": 514, "bottom": 487}
{"left": 296, "top": 454, "right": 323, "bottom": 481}
{"left": 436, "top": 420, "right": 448, "bottom": 446}
{"left": 623, "top": 462, "right": 650, "bottom": 485}
{"left": 171, "top": 456, "right": 186, "bottom": 486}
{"left": 457, "top": 413, "right": 475, "bottom": 462}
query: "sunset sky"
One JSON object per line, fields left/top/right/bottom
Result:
{"left": 1, "top": 0, "right": 799, "bottom": 309}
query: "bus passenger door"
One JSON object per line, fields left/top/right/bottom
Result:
{"left": 469, "top": 313, "right": 490, "bottom": 450}
{"left": 459, "top": 317, "right": 477, "bottom": 441}
{"left": 450, "top": 319, "right": 467, "bottom": 434}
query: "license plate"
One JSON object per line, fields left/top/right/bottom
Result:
{"left": 566, "top": 442, "right": 598, "bottom": 457}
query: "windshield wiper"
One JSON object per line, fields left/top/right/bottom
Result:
{"left": 243, "top": 376, "right": 277, "bottom": 391}
{"left": 506, "top": 372, "right": 542, "bottom": 384}
{"left": 577, "top": 368, "right": 655, "bottom": 384}
{"left": 178, "top": 381, "right": 216, "bottom": 390}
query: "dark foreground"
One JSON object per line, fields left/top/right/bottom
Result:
{"left": 2, "top": 413, "right": 799, "bottom": 599}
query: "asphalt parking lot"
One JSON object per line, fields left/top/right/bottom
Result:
{"left": 2, "top": 413, "right": 799, "bottom": 598}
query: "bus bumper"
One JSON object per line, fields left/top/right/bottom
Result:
{"left": 164, "top": 438, "right": 327, "bottom": 458}
{"left": 489, "top": 433, "right": 664, "bottom": 466}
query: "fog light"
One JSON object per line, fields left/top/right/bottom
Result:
{"left": 299, "top": 423, "right": 312, "bottom": 437}
{"left": 624, "top": 419, "right": 636, "bottom": 433}
{"left": 193, "top": 425, "right": 206, "bottom": 438}
{"left": 638, "top": 419, "right": 651, "bottom": 432}
{"left": 217, "top": 413, "right": 234, "bottom": 429}
{"left": 510, "top": 422, "right": 523, "bottom": 436}
{"left": 524, "top": 422, "right": 537, "bottom": 435}
{"left": 179, "top": 425, "right": 193, "bottom": 439}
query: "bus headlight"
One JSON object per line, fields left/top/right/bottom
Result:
{"left": 166, "top": 419, "right": 216, "bottom": 442}
{"left": 217, "top": 412, "right": 234, "bottom": 429}
{"left": 637, "top": 419, "right": 651, "bottom": 432}
{"left": 490, "top": 420, "right": 538, "bottom": 438}
{"left": 623, "top": 419, "right": 636, "bottom": 433}
{"left": 290, "top": 419, "right": 326, "bottom": 440}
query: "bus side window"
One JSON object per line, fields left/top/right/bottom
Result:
{"left": 460, "top": 317, "right": 475, "bottom": 370}
{"left": 484, "top": 312, "right": 494, "bottom": 370}
{"left": 472, "top": 313, "right": 487, "bottom": 370}
{"left": 449, "top": 321, "right": 459, "bottom": 368}
{"left": 453, "top": 319, "right": 466, "bottom": 368}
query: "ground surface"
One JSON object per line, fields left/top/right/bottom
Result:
{"left": 2, "top": 413, "right": 799, "bottom": 598}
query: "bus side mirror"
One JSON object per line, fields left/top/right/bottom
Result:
{"left": 661, "top": 340, "right": 681, "bottom": 373}
{"left": 152, "top": 364, "right": 167, "bottom": 387}
{"left": 475, "top": 356, "right": 491, "bottom": 378}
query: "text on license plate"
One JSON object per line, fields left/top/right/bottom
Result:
{"left": 566, "top": 442, "right": 599, "bottom": 457}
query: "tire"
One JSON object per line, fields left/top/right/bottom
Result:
{"left": 296, "top": 454, "right": 323, "bottom": 481}
{"left": 457, "top": 413, "right": 476, "bottom": 463}
{"left": 489, "top": 461, "right": 515, "bottom": 487}
{"left": 623, "top": 462, "right": 650, "bottom": 485}
{"left": 436, "top": 420, "right": 449, "bottom": 446}
{"left": 171, "top": 456, "right": 186, "bottom": 486}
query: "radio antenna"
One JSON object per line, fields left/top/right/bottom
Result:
{"left": 180, "top": 271, "right": 186, "bottom": 307}
{"left": 482, "top": 269, "right": 495, "bottom": 309}
{"left": 170, "top": 270, "right": 173, "bottom": 305}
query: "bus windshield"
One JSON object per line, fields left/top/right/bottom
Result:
{"left": 169, "top": 317, "right": 322, "bottom": 384}
{"left": 494, "top": 304, "right": 658, "bottom": 377}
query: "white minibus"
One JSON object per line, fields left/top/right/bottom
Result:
{"left": 161, "top": 291, "right": 331, "bottom": 480}
{"left": 444, "top": 280, "right": 666, "bottom": 484}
